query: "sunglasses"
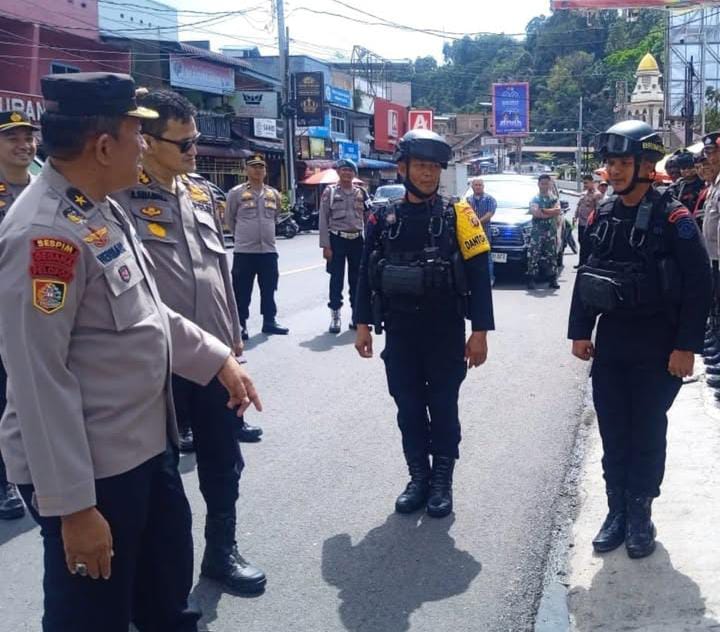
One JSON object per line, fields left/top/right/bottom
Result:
{"left": 147, "top": 132, "right": 201, "bottom": 153}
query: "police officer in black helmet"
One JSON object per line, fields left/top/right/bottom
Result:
{"left": 354, "top": 129, "right": 494, "bottom": 518}
{"left": 568, "top": 120, "right": 712, "bottom": 559}
{"left": 669, "top": 150, "right": 705, "bottom": 214}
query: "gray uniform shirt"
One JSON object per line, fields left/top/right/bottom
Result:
{"left": 0, "top": 172, "right": 32, "bottom": 222}
{"left": 114, "top": 173, "right": 240, "bottom": 348}
{"left": 0, "top": 163, "right": 230, "bottom": 517}
{"left": 226, "top": 182, "right": 282, "bottom": 254}
{"left": 318, "top": 184, "right": 367, "bottom": 249}
{"left": 703, "top": 172, "right": 720, "bottom": 260}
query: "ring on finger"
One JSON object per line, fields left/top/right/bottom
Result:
{"left": 74, "top": 562, "right": 88, "bottom": 577}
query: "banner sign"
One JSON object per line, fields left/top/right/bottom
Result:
{"left": 295, "top": 72, "right": 325, "bottom": 127}
{"left": 0, "top": 91, "right": 44, "bottom": 122}
{"left": 232, "top": 91, "right": 278, "bottom": 118}
{"left": 253, "top": 118, "right": 277, "bottom": 140}
{"left": 169, "top": 54, "right": 234, "bottom": 95}
{"left": 492, "top": 82, "right": 530, "bottom": 137}
{"left": 325, "top": 84, "right": 352, "bottom": 108}
{"left": 338, "top": 141, "right": 360, "bottom": 162}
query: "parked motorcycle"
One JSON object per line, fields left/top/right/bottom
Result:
{"left": 276, "top": 211, "right": 299, "bottom": 239}
{"left": 292, "top": 197, "right": 319, "bottom": 232}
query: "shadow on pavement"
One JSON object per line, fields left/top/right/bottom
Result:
{"left": 299, "top": 329, "right": 355, "bottom": 352}
{"left": 241, "top": 333, "right": 270, "bottom": 352}
{"left": 0, "top": 513, "right": 37, "bottom": 545}
{"left": 190, "top": 575, "right": 264, "bottom": 631}
{"left": 568, "top": 543, "right": 720, "bottom": 630}
{"left": 322, "top": 513, "right": 481, "bottom": 632}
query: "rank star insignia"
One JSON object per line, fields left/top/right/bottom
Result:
{"left": 147, "top": 222, "right": 167, "bottom": 238}
{"left": 10, "top": 112, "right": 22, "bottom": 123}
{"left": 141, "top": 206, "right": 162, "bottom": 218}
{"left": 83, "top": 226, "right": 110, "bottom": 248}
{"left": 66, "top": 188, "right": 93, "bottom": 211}
{"left": 138, "top": 171, "right": 151, "bottom": 185}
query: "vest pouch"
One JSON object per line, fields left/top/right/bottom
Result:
{"left": 381, "top": 263, "right": 425, "bottom": 296}
{"left": 578, "top": 266, "right": 633, "bottom": 313}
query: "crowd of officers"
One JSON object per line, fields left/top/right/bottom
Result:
{"left": 0, "top": 69, "right": 716, "bottom": 631}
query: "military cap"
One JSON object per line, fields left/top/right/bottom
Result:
{"left": 335, "top": 158, "right": 358, "bottom": 173}
{"left": 702, "top": 131, "right": 720, "bottom": 147}
{"left": 0, "top": 110, "right": 39, "bottom": 133}
{"left": 41, "top": 72, "right": 158, "bottom": 119}
{"left": 246, "top": 154, "right": 266, "bottom": 167}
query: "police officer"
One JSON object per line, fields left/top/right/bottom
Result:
{"left": 527, "top": 174, "right": 562, "bottom": 290}
{"left": 319, "top": 158, "right": 368, "bottom": 333}
{"left": 665, "top": 153, "right": 681, "bottom": 183}
{"left": 0, "top": 72, "right": 262, "bottom": 631}
{"left": 227, "top": 155, "right": 289, "bottom": 338}
{"left": 669, "top": 150, "right": 705, "bottom": 214}
{"left": 113, "top": 89, "right": 265, "bottom": 594}
{"left": 354, "top": 130, "right": 494, "bottom": 518}
{"left": 569, "top": 120, "right": 711, "bottom": 559}
{"left": 0, "top": 110, "right": 38, "bottom": 520}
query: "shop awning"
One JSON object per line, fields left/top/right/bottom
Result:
{"left": 249, "top": 139, "right": 284, "bottom": 156}
{"left": 196, "top": 144, "right": 252, "bottom": 159}
{"left": 300, "top": 158, "right": 397, "bottom": 170}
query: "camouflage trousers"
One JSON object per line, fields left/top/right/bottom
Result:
{"left": 527, "top": 226, "right": 557, "bottom": 278}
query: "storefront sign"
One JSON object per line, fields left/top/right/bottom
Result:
{"left": 253, "top": 118, "right": 277, "bottom": 140}
{"left": 0, "top": 91, "right": 44, "bottom": 122}
{"left": 325, "top": 85, "right": 352, "bottom": 109}
{"left": 310, "top": 137, "right": 326, "bottom": 158}
{"left": 294, "top": 72, "right": 324, "bottom": 127}
{"left": 408, "top": 109, "right": 434, "bottom": 131}
{"left": 169, "top": 54, "right": 234, "bottom": 95}
{"left": 492, "top": 82, "right": 530, "bottom": 138}
{"left": 373, "top": 98, "right": 407, "bottom": 153}
{"left": 232, "top": 91, "right": 278, "bottom": 118}
{"left": 338, "top": 141, "right": 360, "bottom": 162}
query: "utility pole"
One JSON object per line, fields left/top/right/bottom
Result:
{"left": 684, "top": 57, "right": 695, "bottom": 147}
{"left": 576, "top": 96, "right": 583, "bottom": 192}
{"left": 276, "top": 0, "right": 295, "bottom": 204}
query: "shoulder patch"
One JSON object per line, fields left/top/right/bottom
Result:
{"left": 668, "top": 207, "right": 691, "bottom": 224}
{"left": 676, "top": 216, "right": 699, "bottom": 240}
{"left": 29, "top": 237, "right": 79, "bottom": 282}
{"left": 32, "top": 280, "right": 67, "bottom": 314}
{"left": 454, "top": 201, "right": 490, "bottom": 260}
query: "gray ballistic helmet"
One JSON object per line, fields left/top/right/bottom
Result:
{"left": 394, "top": 129, "right": 452, "bottom": 169}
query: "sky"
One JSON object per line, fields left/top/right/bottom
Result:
{"left": 170, "top": 0, "right": 553, "bottom": 62}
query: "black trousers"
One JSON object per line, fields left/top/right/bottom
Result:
{"left": 19, "top": 448, "right": 199, "bottom": 632}
{"left": 592, "top": 360, "right": 681, "bottom": 497}
{"left": 578, "top": 224, "right": 590, "bottom": 266}
{"left": 172, "top": 375, "right": 243, "bottom": 519}
{"left": 382, "top": 313, "right": 467, "bottom": 460}
{"left": 327, "top": 232, "right": 364, "bottom": 312}
{"left": 232, "top": 252, "right": 279, "bottom": 322}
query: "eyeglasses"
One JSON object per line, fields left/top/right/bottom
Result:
{"left": 147, "top": 132, "right": 201, "bottom": 153}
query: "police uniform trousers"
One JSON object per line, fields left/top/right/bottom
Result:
{"left": 18, "top": 447, "right": 199, "bottom": 632}
{"left": 327, "top": 232, "right": 363, "bottom": 312}
{"left": 232, "top": 253, "right": 279, "bottom": 322}
{"left": 172, "top": 375, "right": 244, "bottom": 517}
{"left": 382, "top": 310, "right": 467, "bottom": 460}
{"left": 591, "top": 314, "right": 682, "bottom": 497}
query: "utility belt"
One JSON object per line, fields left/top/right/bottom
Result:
{"left": 329, "top": 229, "right": 362, "bottom": 240}
{"left": 577, "top": 257, "right": 681, "bottom": 315}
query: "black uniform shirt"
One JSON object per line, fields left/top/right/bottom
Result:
{"left": 568, "top": 188, "right": 712, "bottom": 360}
{"left": 356, "top": 197, "right": 495, "bottom": 332}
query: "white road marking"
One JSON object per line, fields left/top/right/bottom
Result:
{"left": 279, "top": 263, "right": 324, "bottom": 277}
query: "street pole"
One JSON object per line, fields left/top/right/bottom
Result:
{"left": 701, "top": 17, "right": 707, "bottom": 136}
{"left": 576, "top": 95, "right": 583, "bottom": 192}
{"left": 276, "top": 0, "right": 295, "bottom": 204}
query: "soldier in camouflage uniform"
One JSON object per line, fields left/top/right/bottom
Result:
{"left": 527, "top": 174, "right": 562, "bottom": 290}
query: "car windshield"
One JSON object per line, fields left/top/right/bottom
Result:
{"left": 374, "top": 185, "right": 405, "bottom": 199}
{"left": 467, "top": 179, "right": 555, "bottom": 210}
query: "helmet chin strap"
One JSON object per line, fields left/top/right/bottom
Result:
{"left": 400, "top": 161, "right": 438, "bottom": 201}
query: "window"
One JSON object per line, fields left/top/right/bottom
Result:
{"left": 50, "top": 62, "right": 80, "bottom": 74}
{"left": 330, "top": 108, "right": 346, "bottom": 136}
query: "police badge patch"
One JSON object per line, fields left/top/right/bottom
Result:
{"left": 32, "top": 280, "right": 67, "bottom": 314}
{"left": 118, "top": 264, "right": 132, "bottom": 283}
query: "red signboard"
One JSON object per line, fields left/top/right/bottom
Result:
{"left": 408, "top": 109, "right": 434, "bottom": 131}
{"left": 0, "top": 91, "right": 44, "bottom": 122}
{"left": 374, "top": 98, "right": 407, "bottom": 153}
{"left": 552, "top": 0, "right": 706, "bottom": 8}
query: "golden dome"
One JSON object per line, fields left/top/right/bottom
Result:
{"left": 638, "top": 53, "right": 659, "bottom": 73}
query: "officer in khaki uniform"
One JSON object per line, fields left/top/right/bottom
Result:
{"left": 113, "top": 89, "right": 265, "bottom": 594}
{"left": 0, "top": 72, "right": 261, "bottom": 632}
{"left": 319, "top": 158, "right": 368, "bottom": 333}
{"left": 0, "top": 110, "right": 38, "bottom": 520}
{"left": 227, "top": 154, "right": 289, "bottom": 338}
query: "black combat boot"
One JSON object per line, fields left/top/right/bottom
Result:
{"left": 240, "top": 320, "right": 249, "bottom": 341}
{"left": 591, "top": 487, "right": 625, "bottom": 553}
{"left": 395, "top": 456, "right": 431, "bottom": 514}
{"left": 262, "top": 319, "right": 289, "bottom": 335}
{"left": 426, "top": 456, "right": 455, "bottom": 518}
{"left": 625, "top": 495, "right": 656, "bottom": 559}
{"left": 201, "top": 514, "right": 267, "bottom": 594}
{"left": 235, "top": 419, "right": 263, "bottom": 443}
{"left": 548, "top": 277, "right": 560, "bottom": 289}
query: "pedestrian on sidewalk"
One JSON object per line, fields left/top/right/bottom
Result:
{"left": 113, "top": 89, "right": 266, "bottom": 595}
{"left": 466, "top": 177, "right": 497, "bottom": 285}
{"left": 527, "top": 174, "right": 562, "bottom": 290}
{"left": 574, "top": 175, "right": 601, "bottom": 268}
{"left": 318, "top": 158, "right": 368, "bottom": 333}
{"left": 568, "top": 120, "right": 712, "bottom": 560}
{"left": 0, "top": 110, "right": 38, "bottom": 521}
{"left": 226, "top": 154, "right": 289, "bottom": 338}
{"left": 0, "top": 72, "right": 261, "bottom": 632}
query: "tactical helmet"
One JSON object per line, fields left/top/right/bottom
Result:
{"left": 335, "top": 158, "right": 358, "bottom": 173}
{"left": 675, "top": 151, "right": 695, "bottom": 169}
{"left": 595, "top": 120, "right": 665, "bottom": 163}
{"left": 394, "top": 129, "right": 452, "bottom": 169}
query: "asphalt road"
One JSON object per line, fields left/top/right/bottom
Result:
{"left": 0, "top": 197, "right": 590, "bottom": 632}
